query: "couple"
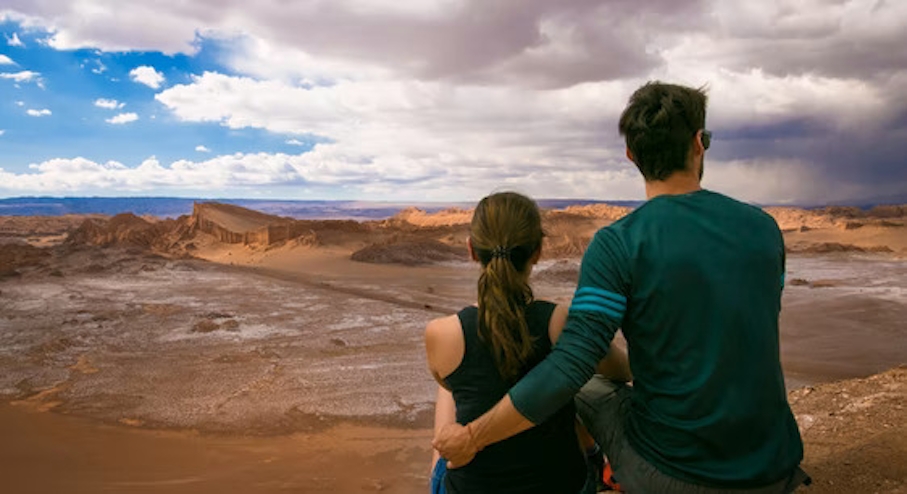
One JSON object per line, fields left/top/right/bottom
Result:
{"left": 425, "top": 82, "right": 810, "bottom": 493}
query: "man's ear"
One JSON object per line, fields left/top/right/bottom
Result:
{"left": 467, "top": 237, "right": 479, "bottom": 262}
{"left": 695, "top": 129, "right": 706, "bottom": 155}
{"left": 625, "top": 147, "right": 635, "bottom": 163}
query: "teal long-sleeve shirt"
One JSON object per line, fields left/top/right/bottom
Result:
{"left": 509, "top": 190, "right": 803, "bottom": 488}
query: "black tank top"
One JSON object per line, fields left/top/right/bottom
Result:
{"left": 443, "top": 301, "right": 586, "bottom": 494}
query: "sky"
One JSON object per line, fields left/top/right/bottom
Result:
{"left": 0, "top": 0, "right": 905, "bottom": 204}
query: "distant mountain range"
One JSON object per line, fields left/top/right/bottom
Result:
{"left": 3, "top": 194, "right": 904, "bottom": 220}
{"left": 0, "top": 197, "right": 645, "bottom": 220}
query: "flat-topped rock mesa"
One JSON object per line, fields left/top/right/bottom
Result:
{"left": 191, "top": 202, "right": 290, "bottom": 245}
{"left": 191, "top": 202, "right": 370, "bottom": 248}
{"left": 192, "top": 202, "right": 300, "bottom": 246}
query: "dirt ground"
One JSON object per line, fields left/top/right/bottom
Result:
{"left": 1, "top": 203, "right": 906, "bottom": 493}
{"left": 790, "top": 366, "right": 907, "bottom": 494}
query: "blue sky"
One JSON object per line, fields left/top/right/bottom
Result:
{"left": 1, "top": 24, "right": 318, "bottom": 175}
{"left": 1, "top": 2, "right": 906, "bottom": 203}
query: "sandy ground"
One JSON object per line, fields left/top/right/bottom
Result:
{"left": 0, "top": 403, "right": 432, "bottom": 494}
{"left": 1, "top": 210, "right": 906, "bottom": 492}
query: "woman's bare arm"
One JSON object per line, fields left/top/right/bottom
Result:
{"left": 431, "top": 386, "right": 457, "bottom": 470}
{"left": 425, "top": 315, "right": 465, "bottom": 471}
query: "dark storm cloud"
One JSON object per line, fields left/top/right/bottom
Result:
{"left": 711, "top": 113, "right": 907, "bottom": 202}
{"left": 725, "top": 37, "right": 907, "bottom": 81}
{"left": 712, "top": 0, "right": 907, "bottom": 80}
{"left": 252, "top": 0, "right": 710, "bottom": 87}
{"left": 4, "top": 0, "right": 710, "bottom": 86}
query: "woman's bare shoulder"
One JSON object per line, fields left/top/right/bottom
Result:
{"left": 425, "top": 313, "right": 465, "bottom": 381}
{"left": 425, "top": 313, "right": 461, "bottom": 338}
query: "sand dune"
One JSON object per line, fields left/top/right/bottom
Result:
{"left": 785, "top": 225, "right": 907, "bottom": 255}
{"left": 351, "top": 239, "right": 467, "bottom": 266}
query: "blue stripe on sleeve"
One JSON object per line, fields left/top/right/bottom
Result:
{"left": 568, "top": 303, "right": 623, "bottom": 322}
{"left": 571, "top": 294, "right": 626, "bottom": 314}
{"left": 575, "top": 286, "right": 627, "bottom": 304}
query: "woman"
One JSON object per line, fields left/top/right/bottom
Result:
{"left": 425, "top": 192, "right": 631, "bottom": 494}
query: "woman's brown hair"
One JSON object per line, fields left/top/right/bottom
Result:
{"left": 470, "top": 192, "right": 544, "bottom": 382}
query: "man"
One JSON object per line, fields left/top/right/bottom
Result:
{"left": 433, "top": 82, "right": 808, "bottom": 492}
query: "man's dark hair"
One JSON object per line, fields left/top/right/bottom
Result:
{"left": 618, "top": 82, "right": 708, "bottom": 181}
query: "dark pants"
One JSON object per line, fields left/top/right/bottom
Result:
{"left": 574, "top": 375, "right": 810, "bottom": 494}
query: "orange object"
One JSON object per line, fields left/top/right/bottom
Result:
{"left": 602, "top": 462, "right": 623, "bottom": 492}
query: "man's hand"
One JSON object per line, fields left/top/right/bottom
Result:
{"left": 432, "top": 423, "right": 480, "bottom": 468}
{"left": 433, "top": 394, "right": 535, "bottom": 469}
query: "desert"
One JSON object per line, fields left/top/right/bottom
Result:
{"left": 1, "top": 201, "right": 906, "bottom": 494}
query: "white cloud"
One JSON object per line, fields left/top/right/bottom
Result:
{"left": 155, "top": 72, "right": 631, "bottom": 201}
{"left": 106, "top": 112, "right": 139, "bottom": 124}
{"left": 129, "top": 65, "right": 165, "bottom": 89}
{"left": 0, "top": 152, "right": 619, "bottom": 200}
{"left": 0, "top": 155, "right": 309, "bottom": 193}
{"left": 651, "top": 51, "right": 890, "bottom": 131}
{"left": 1, "top": 1, "right": 906, "bottom": 202}
{"left": 16, "top": 101, "right": 24, "bottom": 106}
{"left": 0, "top": 130, "right": 5, "bottom": 136}
{"left": 2, "top": 151, "right": 901, "bottom": 204}
{"left": 6, "top": 33, "right": 24, "bottom": 47}
{"left": 227, "top": 36, "right": 390, "bottom": 84}
{"left": 26, "top": 108, "right": 51, "bottom": 117}
{"left": 0, "top": 70, "right": 40, "bottom": 83}
{"left": 0, "top": 55, "right": 15, "bottom": 65}
{"left": 94, "top": 98, "right": 125, "bottom": 110}
{"left": 195, "top": 145, "right": 210, "bottom": 152}
{"left": 90, "top": 59, "right": 107, "bottom": 74}
{"left": 1, "top": 150, "right": 898, "bottom": 204}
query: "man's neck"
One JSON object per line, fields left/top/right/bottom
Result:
{"left": 645, "top": 172, "right": 702, "bottom": 200}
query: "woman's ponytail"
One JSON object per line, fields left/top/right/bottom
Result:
{"left": 471, "top": 193, "right": 544, "bottom": 382}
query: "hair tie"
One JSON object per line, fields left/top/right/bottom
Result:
{"left": 491, "top": 246, "right": 511, "bottom": 259}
